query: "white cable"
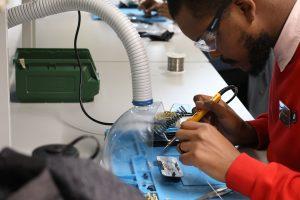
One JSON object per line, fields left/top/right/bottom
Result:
{"left": 206, "top": 180, "right": 224, "bottom": 200}
{"left": 7, "top": 0, "right": 153, "bottom": 106}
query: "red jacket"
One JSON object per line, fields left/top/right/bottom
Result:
{"left": 225, "top": 46, "right": 300, "bottom": 199}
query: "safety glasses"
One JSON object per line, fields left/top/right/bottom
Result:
{"left": 194, "top": 1, "right": 231, "bottom": 52}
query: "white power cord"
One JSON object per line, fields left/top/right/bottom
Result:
{"left": 206, "top": 180, "right": 224, "bottom": 200}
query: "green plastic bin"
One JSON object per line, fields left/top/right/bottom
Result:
{"left": 14, "top": 48, "right": 100, "bottom": 102}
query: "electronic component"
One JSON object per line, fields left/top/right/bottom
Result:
{"left": 157, "top": 156, "right": 183, "bottom": 178}
{"left": 153, "top": 106, "right": 189, "bottom": 143}
{"left": 145, "top": 193, "right": 158, "bottom": 200}
{"left": 153, "top": 128, "right": 178, "bottom": 147}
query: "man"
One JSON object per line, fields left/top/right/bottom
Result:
{"left": 165, "top": 0, "right": 300, "bottom": 199}
{"left": 140, "top": 0, "right": 275, "bottom": 116}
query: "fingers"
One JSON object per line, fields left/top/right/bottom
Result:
{"left": 192, "top": 107, "right": 197, "bottom": 114}
{"left": 138, "top": 0, "right": 157, "bottom": 12}
{"left": 138, "top": 0, "right": 146, "bottom": 10}
{"left": 193, "top": 94, "right": 211, "bottom": 103}
{"left": 146, "top": 3, "right": 159, "bottom": 12}
{"left": 179, "top": 152, "right": 194, "bottom": 166}
{"left": 191, "top": 107, "right": 216, "bottom": 124}
{"left": 176, "top": 129, "right": 196, "bottom": 141}
{"left": 177, "top": 141, "right": 192, "bottom": 153}
{"left": 195, "top": 100, "right": 227, "bottom": 118}
{"left": 180, "top": 121, "right": 202, "bottom": 130}
{"left": 201, "top": 113, "right": 216, "bottom": 125}
{"left": 177, "top": 143, "right": 184, "bottom": 154}
{"left": 194, "top": 94, "right": 226, "bottom": 106}
{"left": 193, "top": 94, "right": 225, "bottom": 117}
{"left": 176, "top": 121, "right": 203, "bottom": 141}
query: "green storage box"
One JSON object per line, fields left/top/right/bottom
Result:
{"left": 14, "top": 48, "right": 100, "bottom": 102}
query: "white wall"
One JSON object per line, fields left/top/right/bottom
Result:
{"left": 7, "top": 0, "right": 22, "bottom": 82}
{"left": 0, "top": 0, "right": 22, "bottom": 149}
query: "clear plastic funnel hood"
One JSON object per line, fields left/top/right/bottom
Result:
{"left": 102, "top": 102, "right": 164, "bottom": 173}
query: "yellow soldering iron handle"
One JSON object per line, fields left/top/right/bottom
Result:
{"left": 187, "top": 93, "right": 222, "bottom": 122}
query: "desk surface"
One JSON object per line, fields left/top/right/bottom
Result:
{"left": 10, "top": 11, "right": 253, "bottom": 156}
{"left": 35, "top": 12, "right": 208, "bottom": 63}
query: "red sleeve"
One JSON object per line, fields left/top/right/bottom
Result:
{"left": 247, "top": 113, "right": 269, "bottom": 149}
{"left": 226, "top": 153, "right": 300, "bottom": 200}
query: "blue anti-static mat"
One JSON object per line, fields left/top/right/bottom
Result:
{"left": 110, "top": 132, "right": 248, "bottom": 200}
{"left": 92, "top": 8, "right": 168, "bottom": 23}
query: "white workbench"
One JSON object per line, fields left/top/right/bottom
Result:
{"left": 9, "top": 12, "right": 253, "bottom": 157}
{"left": 35, "top": 12, "right": 208, "bottom": 63}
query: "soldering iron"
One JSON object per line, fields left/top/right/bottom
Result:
{"left": 163, "top": 85, "right": 238, "bottom": 151}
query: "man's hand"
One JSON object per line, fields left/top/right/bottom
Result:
{"left": 138, "top": 0, "right": 160, "bottom": 15}
{"left": 193, "top": 94, "right": 258, "bottom": 147}
{"left": 138, "top": 0, "right": 171, "bottom": 18}
{"left": 176, "top": 121, "right": 240, "bottom": 182}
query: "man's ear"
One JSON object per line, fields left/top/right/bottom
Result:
{"left": 234, "top": 0, "right": 256, "bottom": 23}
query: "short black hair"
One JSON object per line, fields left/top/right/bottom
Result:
{"left": 167, "top": 0, "right": 231, "bottom": 19}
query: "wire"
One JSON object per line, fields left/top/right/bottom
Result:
{"left": 74, "top": 11, "right": 114, "bottom": 126}
{"left": 206, "top": 180, "right": 224, "bottom": 200}
{"left": 61, "top": 135, "right": 101, "bottom": 159}
{"left": 218, "top": 85, "right": 238, "bottom": 104}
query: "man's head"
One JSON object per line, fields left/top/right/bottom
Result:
{"left": 167, "top": 0, "right": 277, "bottom": 75}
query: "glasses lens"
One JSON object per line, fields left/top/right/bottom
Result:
{"left": 194, "top": 40, "right": 211, "bottom": 52}
{"left": 194, "top": 32, "right": 217, "bottom": 52}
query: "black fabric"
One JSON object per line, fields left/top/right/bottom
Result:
{"left": 0, "top": 148, "right": 143, "bottom": 200}
{"left": 7, "top": 170, "right": 62, "bottom": 200}
{"left": 140, "top": 30, "right": 175, "bottom": 41}
{"left": 0, "top": 148, "right": 46, "bottom": 199}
